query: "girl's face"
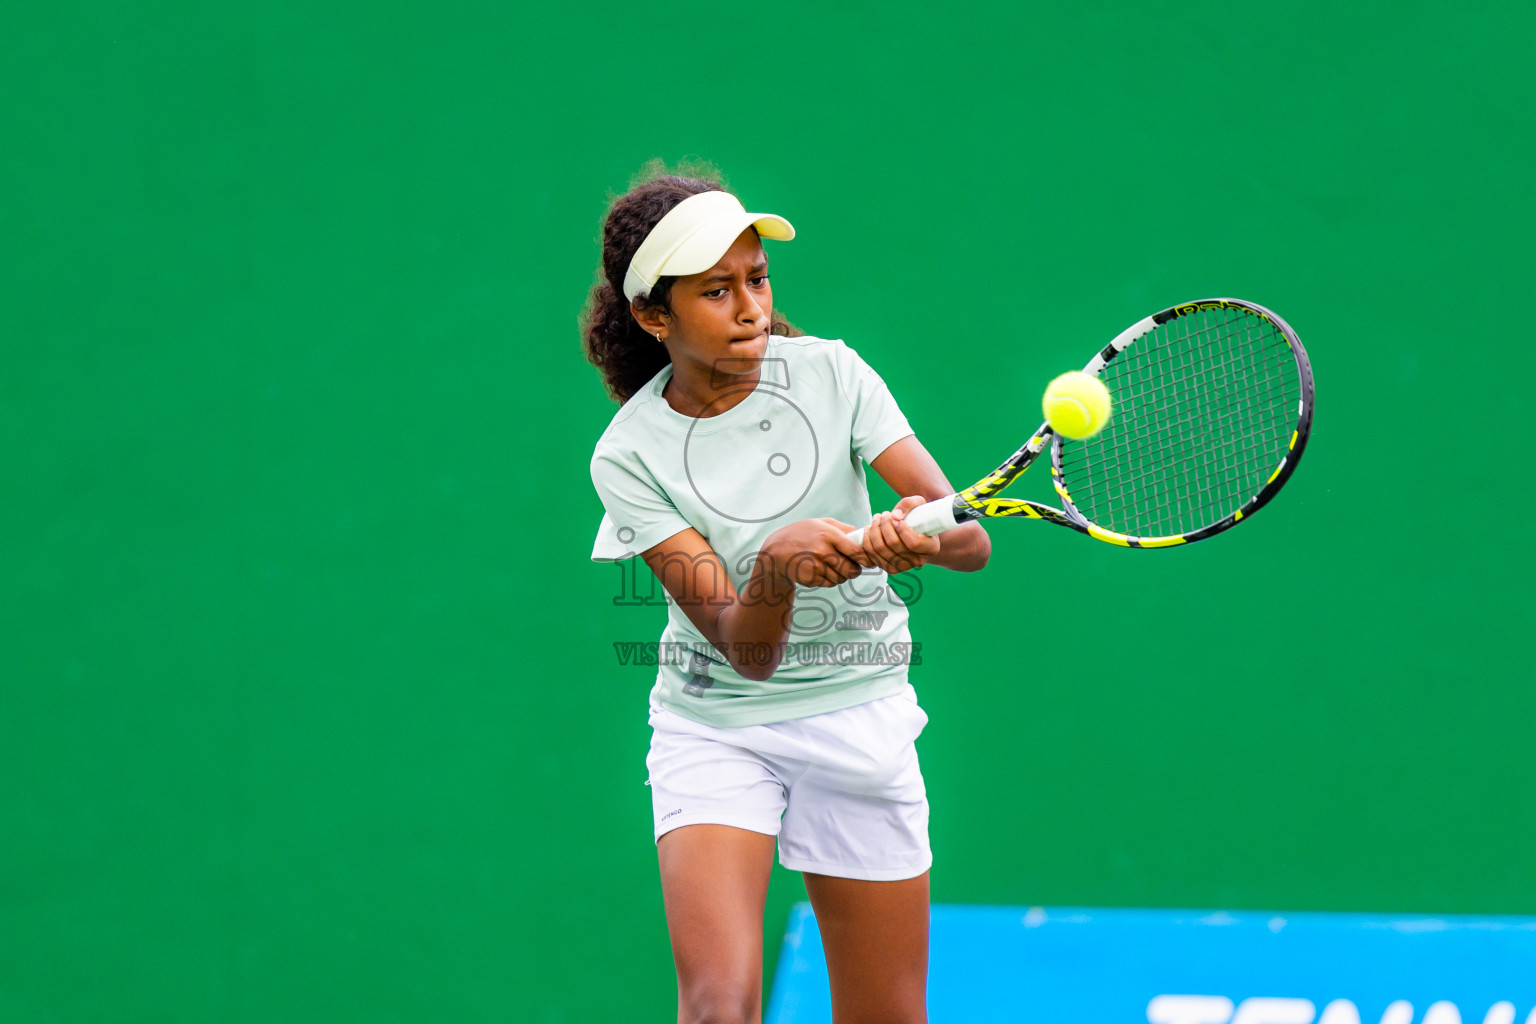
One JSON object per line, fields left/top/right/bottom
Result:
{"left": 659, "top": 228, "right": 773, "bottom": 376}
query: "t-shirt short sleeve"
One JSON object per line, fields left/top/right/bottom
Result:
{"left": 834, "top": 339, "right": 914, "bottom": 463}
{"left": 590, "top": 447, "right": 692, "bottom": 562}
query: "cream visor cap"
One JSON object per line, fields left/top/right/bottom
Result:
{"left": 623, "top": 190, "right": 795, "bottom": 303}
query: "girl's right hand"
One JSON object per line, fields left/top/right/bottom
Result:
{"left": 760, "top": 518, "right": 870, "bottom": 589}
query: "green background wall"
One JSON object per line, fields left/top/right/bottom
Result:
{"left": 3, "top": 1, "right": 1531, "bottom": 1020}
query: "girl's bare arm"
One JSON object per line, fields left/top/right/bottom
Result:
{"left": 639, "top": 518, "right": 867, "bottom": 681}
{"left": 869, "top": 435, "right": 991, "bottom": 572}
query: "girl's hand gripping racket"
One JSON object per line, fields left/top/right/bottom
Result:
{"left": 850, "top": 298, "right": 1314, "bottom": 549}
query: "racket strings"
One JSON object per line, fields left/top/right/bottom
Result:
{"left": 1059, "top": 308, "right": 1300, "bottom": 537}
{"left": 1095, "top": 312, "right": 1293, "bottom": 534}
{"left": 1101, "top": 313, "right": 1288, "bottom": 532}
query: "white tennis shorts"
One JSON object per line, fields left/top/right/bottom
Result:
{"left": 646, "top": 684, "right": 931, "bottom": 881}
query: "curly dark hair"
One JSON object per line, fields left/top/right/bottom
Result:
{"left": 582, "top": 160, "right": 800, "bottom": 404}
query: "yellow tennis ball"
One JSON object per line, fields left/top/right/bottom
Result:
{"left": 1042, "top": 371, "right": 1113, "bottom": 439}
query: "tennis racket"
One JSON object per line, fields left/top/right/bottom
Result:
{"left": 849, "top": 298, "right": 1314, "bottom": 549}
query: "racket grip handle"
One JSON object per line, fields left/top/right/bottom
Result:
{"left": 845, "top": 497, "right": 959, "bottom": 546}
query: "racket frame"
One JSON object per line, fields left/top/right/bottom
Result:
{"left": 885, "top": 298, "right": 1313, "bottom": 549}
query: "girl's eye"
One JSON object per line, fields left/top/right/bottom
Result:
{"left": 705, "top": 288, "right": 727, "bottom": 299}
{"left": 751, "top": 275, "right": 770, "bottom": 286}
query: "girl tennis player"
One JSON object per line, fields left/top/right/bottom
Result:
{"left": 584, "top": 165, "right": 990, "bottom": 1024}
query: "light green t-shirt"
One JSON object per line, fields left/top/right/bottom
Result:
{"left": 590, "top": 335, "right": 919, "bottom": 727}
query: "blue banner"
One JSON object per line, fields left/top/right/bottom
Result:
{"left": 767, "top": 904, "right": 1536, "bottom": 1023}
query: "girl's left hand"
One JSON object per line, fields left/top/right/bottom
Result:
{"left": 860, "top": 495, "right": 942, "bottom": 575}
